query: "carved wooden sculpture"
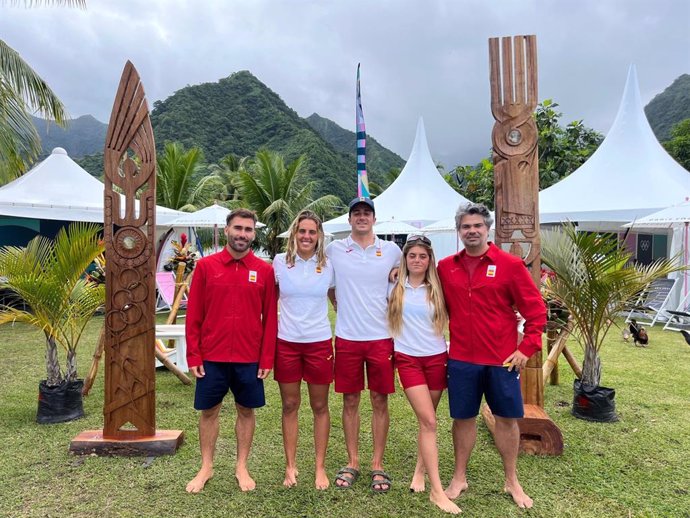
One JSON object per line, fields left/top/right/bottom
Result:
{"left": 486, "top": 35, "right": 563, "bottom": 455}
{"left": 102, "top": 61, "right": 158, "bottom": 438}
{"left": 71, "top": 62, "right": 182, "bottom": 455}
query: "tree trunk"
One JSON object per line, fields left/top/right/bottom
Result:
{"left": 44, "top": 334, "right": 62, "bottom": 386}
{"left": 66, "top": 349, "right": 77, "bottom": 382}
{"left": 581, "top": 345, "right": 601, "bottom": 386}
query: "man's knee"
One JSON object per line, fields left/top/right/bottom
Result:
{"left": 235, "top": 403, "right": 255, "bottom": 419}
{"left": 200, "top": 403, "right": 222, "bottom": 422}
{"left": 494, "top": 416, "right": 519, "bottom": 432}
{"left": 342, "top": 392, "right": 361, "bottom": 414}
{"left": 370, "top": 391, "right": 389, "bottom": 414}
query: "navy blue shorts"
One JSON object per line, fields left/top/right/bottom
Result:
{"left": 194, "top": 361, "right": 265, "bottom": 410}
{"left": 447, "top": 359, "right": 523, "bottom": 419}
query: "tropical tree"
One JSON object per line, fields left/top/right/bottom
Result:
{"left": 535, "top": 99, "right": 603, "bottom": 189}
{"left": 156, "top": 142, "right": 222, "bottom": 211}
{"left": 0, "top": 222, "right": 104, "bottom": 386}
{"left": 447, "top": 158, "right": 495, "bottom": 208}
{"left": 663, "top": 118, "right": 690, "bottom": 171}
{"left": 206, "top": 153, "right": 249, "bottom": 203}
{"left": 541, "top": 223, "right": 681, "bottom": 387}
{"left": 368, "top": 166, "right": 401, "bottom": 197}
{"left": 0, "top": 39, "right": 67, "bottom": 185}
{"left": 0, "top": 1, "right": 86, "bottom": 185}
{"left": 234, "top": 149, "right": 341, "bottom": 259}
{"left": 446, "top": 100, "right": 603, "bottom": 207}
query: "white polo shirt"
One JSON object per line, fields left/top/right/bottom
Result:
{"left": 326, "top": 235, "right": 402, "bottom": 340}
{"left": 392, "top": 280, "right": 448, "bottom": 357}
{"left": 274, "top": 252, "right": 334, "bottom": 343}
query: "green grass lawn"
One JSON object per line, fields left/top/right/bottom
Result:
{"left": 1, "top": 317, "right": 689, "bottom": 518}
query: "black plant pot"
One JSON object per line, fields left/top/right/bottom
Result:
{"left": 36, "top": 379, "right": 85, "bottom": 424}
{"left": 571, "top": 379, "right": 618, "bottom": 422}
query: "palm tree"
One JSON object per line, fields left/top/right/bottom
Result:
{"left": 0, "top": 1, "right": 86, "bottom": 185}
{"left": 0, "top": 40, "right": 68, "bottom": 185}
{"left": 541, "top": 223, "right": 682, "bottom": 387}
{"left": 369, "top": 167, "right": 401, "bottom": 197}
{"left": 0, "top": 222, "right": 104, "bottom": 386}
{"left": 234, "top": 149, "right": 341, "bottom": 259}
{"left": 206, "top": 153, "right": 249, "bottom": 203}
{"left": 156, "top": 142, "right": 223, "bottom": 211}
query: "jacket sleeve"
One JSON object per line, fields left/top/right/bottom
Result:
{"left": 510, "top": 261, "right": 547, "bottom": 358}
{"left": 185, "top": 261, "right": 206, "bottom": 368}
{"left": 259, "top": 266, "right": 278, "bottom": 370}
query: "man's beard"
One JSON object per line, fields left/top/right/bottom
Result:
{"left": 228, "top": 237, "right": 251, "bottom": 252}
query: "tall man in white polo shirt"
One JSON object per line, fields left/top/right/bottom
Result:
{"left": 327, "top": 197, "right": 402, "bottom": 492}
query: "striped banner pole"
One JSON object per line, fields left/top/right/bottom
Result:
{"left": 356, "top": 63, "right": 370, "bottom": 198}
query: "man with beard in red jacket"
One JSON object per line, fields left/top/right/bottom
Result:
{"left": 438, "top": 202, "right": 546, "bottom": 509}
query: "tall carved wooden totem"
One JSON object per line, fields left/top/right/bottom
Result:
{"left": 71, "top": 62, "right": 182, "bottom": 455}
{"left": 488, "top": 36, "right": 563, "bottom": 455}
{"left": 102, "top": 61, "right": 158, "bottom": 438}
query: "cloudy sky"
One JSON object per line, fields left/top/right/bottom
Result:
{"left": 2, "top": 0, "right": 689, "bottom": 168}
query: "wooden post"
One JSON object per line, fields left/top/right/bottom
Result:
{"left": 71, "top": 62, "right": 183, "bottom": 456}
{"left": 488, "top": 35, "right": 563, "bottom": 455}
{"left": 543, "top": 320, "right": 573, "bottom": 382}
{"left": 562, "top": 346, "right": 583, "bottom": 378}
{"left": 82, "top": 325, "right": 105, "bottom": 396}
{"left": 546, "top": 322, "right": 560, "bottom": 385}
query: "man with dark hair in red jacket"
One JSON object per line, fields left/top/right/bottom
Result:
{"left": 438, "top": 202, "right": 546, "bottom": 509}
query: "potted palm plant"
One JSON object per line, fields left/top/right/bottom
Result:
{"left": 0, "top": 222, "right": 105, "bottom": 423}
{"left": 541, "top": 223, "right": 682, "bottom": 422}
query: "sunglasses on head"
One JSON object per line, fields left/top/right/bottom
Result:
{"left": 406, "top": 234, "right": 431, "bottom": 246}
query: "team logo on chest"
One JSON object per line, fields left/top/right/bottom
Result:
{"left": 248, "top": 270, "right": 257, "bottom": 282}
{"left": 315, "top": 266, "right": 322, "bottom": 274}
{"left": 486, "top": 265, "right": 497, "bottom": 278}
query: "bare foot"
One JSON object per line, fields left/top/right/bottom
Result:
{"left": 185, "top": 467, "right": 213, "bottom": 493}
{"left": 315, "top": 468, "right": 330, "bottom": 490}
{"left": 235, "top": 466, "right": 256, "bottom": 492}
{"left": 444, "top": 478, "right": 468, "bottom": 499}
{"left": 504, "top": 483, "right": 533, "bottom": 509}
{"left": 430, "top": 489, "right": 462, "bottom": 514}
{"left": 283, "top": 466, "right": 298, "bottom": 488}
{"left": 409, "top": 470, "right": 425, "bottom": 493}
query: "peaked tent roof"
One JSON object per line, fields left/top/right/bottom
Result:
{"left": 323, "top": 118, "right": 470, "bottom": 233}
{"left": 539, "top": 65, "right": 690, "bottom": 225}
{"left": 0, "top": 147, "right": 182, "bottom": 225}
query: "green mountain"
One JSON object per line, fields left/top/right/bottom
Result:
{"left": 305, "top": 113, "right": 405, "bottom": 177}
{"left": 150, "top": 71, "right": 364, "bottom": 202}
{"left": 645, "top": 74, "right": 690, "bottom": 142}
{"left": 32, "top": 114, "right": 107, "bottom": 159}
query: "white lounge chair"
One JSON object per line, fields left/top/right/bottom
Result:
{"left": 663, "top": 291, "right": 690, "bottom": 332}
{"left": 625, "top": 278, "right": 677, "bottom": 327}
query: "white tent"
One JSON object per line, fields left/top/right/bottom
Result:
{"left": 373, "top": 220, "right": 420, "bottom": 235}
{"left": 323, "top": 118, "right": 471, "bottom": 235}
{"left": 539, "top": 65, "right": 690, "bottom": 228}
{"left": 624, "top": 199, "right": 690, "bottom": 302}
{"left": 168, "top": 203, "right": 265, "bottom": 252}
{"left": 0, "top": 147, "right": 182, "bottom": 226}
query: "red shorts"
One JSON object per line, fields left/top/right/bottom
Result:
{"left": 395, "top": 351, "right": 448, "bottom": 391}
{"left": 334, "top": 337, "right": 395, "bottom": 394}
{"left": 274, "top": 338, "right": 334, "bottom": 385}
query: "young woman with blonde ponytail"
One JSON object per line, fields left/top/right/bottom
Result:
{"left": 387, "top": 235, "right": 460, "bottom": 515}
